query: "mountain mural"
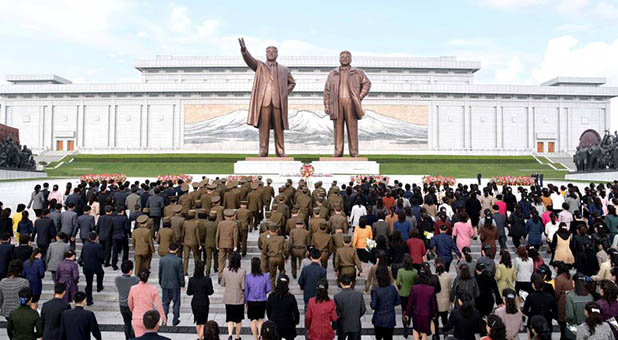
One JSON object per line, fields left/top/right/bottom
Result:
{"left": 184, "top": 109, "right": 428, "bottom": 146}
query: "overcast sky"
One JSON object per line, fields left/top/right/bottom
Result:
{"left": 1, "top": 0, "right": 617, "bottom": 129}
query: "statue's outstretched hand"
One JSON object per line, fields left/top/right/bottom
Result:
{"left": 238, "top": 37, "right": 247, "bottom": 52}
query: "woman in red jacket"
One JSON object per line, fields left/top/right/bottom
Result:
{"left": 305, "top": 278, "right": 338, "bottom": 340}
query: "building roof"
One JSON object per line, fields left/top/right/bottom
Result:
{"left": 5, "top": 74, "right": 72, "bottom": 84}
{"left": 1, "top": 81, "right": 617, "bottom": 97}
{"left": 134, "top": 55, "right": 481, "bottom": 72}
{"left": 541, "top": 77, "right": 606, "bottom": 86}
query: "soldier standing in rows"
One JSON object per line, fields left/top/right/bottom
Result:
{"left": 263, "top": 223, "right": 288, "bottom": 288}
{"left": 236, "top": 201, "right": 252, "bottom": 256}
{"left": 156, "top": 217, "right": 175, "bottom": 258}
{"left": 203, "top": 211, "right": 219, "bottom": 275}
{"left": 262, "top": 179, "right": 274, "bottom": 212}
{"left": 289, "top": 220, "right": 311, "bottom": 279}
{"left": 313, "top": 223, "right": 334, "bottom": 269}
{"left": 215, "top": 209, "right": 238, "bottom": 279}
{"left": 170, "top": 205, "right": 185, "bottom": 258}
{"left": 310, "top": 207, "right": 327, "bottom": 235}
{"left": 334, "top": 235, "right": 362, "bottom": 287}
{"left": 132, "top": 215, "right": 154, "bottom": 276}
{"left": 247, "top": 182, "right": 263, "bottom": 231}
{"left": 181, "top": 210, "right": 201, "bottom": 275}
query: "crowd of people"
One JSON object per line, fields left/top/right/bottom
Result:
{"left": 1, "top": 176, "right": 618, "bottom": 340}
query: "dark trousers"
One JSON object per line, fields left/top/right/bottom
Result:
{"left": 37, "top": 243, "right": 49, "bottom": 262}
{"left": 498, "top": 235, "right": 507, "bottom": 251}
{"left": 338, "top": 331, "right": 361, "bottom": 340}
{"left": 84, "top": 269, "right": 104, "bottom": 304}
{"left": 100, "top": 239, "right": 112, "bottom": 265}
{"left": 375, "top": 326, "right": 394, "bottom": 340}
{"left": 162, "top": 287, "right": 181, "bottom": 323}
{"left": 152, "top": 216, "right": 161, "bottom": 234}
{"left": 119, "top": 305, "right": 134, "bottom": 340}
{"left": 111, "top": 238, "right": 129, "bottom": 267}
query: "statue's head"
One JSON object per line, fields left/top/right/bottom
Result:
{"left": 265, "top": 46, "right": 278, "bottom": 62}
{"left": 339, "top": 50, "right": 352, "bottom": 67}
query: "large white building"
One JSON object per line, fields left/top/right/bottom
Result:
{"left": 0, "top": 55, "right": 616, "bottom": 155}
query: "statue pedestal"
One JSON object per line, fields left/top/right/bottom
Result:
{"left": 311, "top": 157, "right": 380, "bottom": 175}
{"left": 234, "top": 157, "right": 303, "bottom": 176}
{"left": 565, "top": 170, "right": 618, "bottom": 182}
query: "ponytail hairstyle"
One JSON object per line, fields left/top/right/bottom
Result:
{"left": 435, "top": 258, "right": 446, "bottom": 275}
{"left": 553, "top": 261, "right": 571, "bottom": 280}
{"left": 138, "top": 268, "right": 150, "bottom": 283}
{"left": 274, "top": 274, "right": 290, "bottom": 298}
{"left": 29, "top": 248, "right": 42, "bottom": 267}
{"left": 585, "top": 302, "right": 604, "bottom": 335}
{"left": 260, "top": 320, "right": 280, "bottom": 340}
{"left": 487, "top": 314, "right": 507, "bottom": 340}
{"left": 462, "top": 246, "right": 473, "bottom": 263}
{"left": 458, "top": 292, "right": 475, "bottom": 319}
{"left": 503, "top": 288, "right": 518, "bottom": 314}
{"left": 314, "top": 278, "right": 330, "bottom": 303}
{"left": 530, "top": 315, "right": 552, "bottom": 340}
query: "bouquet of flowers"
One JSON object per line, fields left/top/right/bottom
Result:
{"left": 157, "top": 174, "right": 193, "bottom": 184}
{"left": 80, "top": 173, "right": 127, "bottom": 183}
{"left": 422, "top": 175, "right": 456, "bottom": 186}
{"left": 300, "top": 164, "right": 315, "bottom": 179}
{"left": 491, "top": 176, "right": 534, "bottom": 186}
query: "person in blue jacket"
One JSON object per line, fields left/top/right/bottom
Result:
{"left": 22, "top": 248, "right": 45, "bottom": 309}
{"left": 430, "top": 224, "right": 462, "bottom": 272}
{"left": 525, "top": 209, "right": 544, "bottom": 249}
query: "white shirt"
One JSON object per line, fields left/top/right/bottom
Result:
{"left": 544, "top": 221, "right": 560, "bottom": 242}
{"left": 349, "top": 204, "right": 367, "bottom": 227}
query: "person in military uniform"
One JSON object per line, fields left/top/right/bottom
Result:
{"left": 189, "top": 182, "right": 202, "bottom": 208}
{"left": 262, "top": 178, "right": 275, "bottom": 212}
{"left": 263, "top": 223, "right": 288, "bottom": 287}
{"left": 283, "top": 179, "right": 295, "bottom": 207}
{"left": 328, "top": 205, "right": 349, "bottom": 234}
{"left": 297, "top": 186, "right": 312, "bottom": 225}
{"left": 327, "top": 187, "right": 343, "bottom": 215}
{"left": 236, "top": 201, "right": 252, "bottom": 256}
{"left": 224, "top": 181, "right": 240, "bottom": 209}
{"left": 312, "top": 222, "right": 334, "bottom": 269}
{"left": 163, "top": 197, "right": 180, "bottom": 218}
{"left": 259, "top": 210, "right": 273, "bottom": 233}
{"left": 203, "top": 211, "right": 219, "bottom": 275}
{"left": 239, "top": 178, "right": 251, "bottom": 201}
{"left": 289, "top": 220, "right": 311, "bottom": 278}
{"left": 141, "top": 207, "right": 156, "bottom": 239}
{"left": 270, "top": 203, "right": 285, "bottom": 234}
{"left": 316, "top": 196, "right": 329, "bottom": 219}
{"left": 170, "top": 205, "right": 185, "bottom": 258}
{"left": 312, "top": 181, "right": 325, "bottom": 205}
{"left": 247, "top": 182, "right": 263, "bottom": 231}
{"left": 156, "top": 216, "right": 176, "bottom": 258}
{"left": 258, "top": 221, "right": 272, "bottom": 272}
{"left": 210, "top": 195, "right": 224, "bottom": 223}
{"left": 274, "top": 187, "right": 287, "bottom": 211}
{"left": 132, "top": 215, "right": 155, "bottom": 276}
{"left": 181, "top": 210, "right": 201, "bottom": 275}
{"left": 309, "top": 207, "right": 327, "bottom": 235}
{"left": 200, "top": 183, "right": 217, "bottom": 213}
{"left": 331, "top": 226, "right": 346, "bottom": 268}
{"left": 285, "top": 207, "right": 303, "bottom": 237}
{"left": 327, "top": 181, "right": 339, "bottom": 197}
{"left": 334, "top": 234, "right": 362, "bottom": 287}
{"left": 215, "top": 209, "right": 239, "bottom": 277}
{"left": 178, "top": 183, "right": 192, "bottom": 215}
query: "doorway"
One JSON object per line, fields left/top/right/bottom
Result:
{"left": 537, "top": 142, "right": 544, "bottom": 153}
{"left": 56, "top": 140, "right": 64, "bottom": 151}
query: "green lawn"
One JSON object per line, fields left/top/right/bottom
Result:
{"left": 44, "top": 154, "right": 566, "bottom": 179}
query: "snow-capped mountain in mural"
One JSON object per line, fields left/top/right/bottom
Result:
{"left": 184, "top": 109, "right": 427, "bottom": 145}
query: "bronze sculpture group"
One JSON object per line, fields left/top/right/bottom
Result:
{"left": 574, "top": 130, "right": 618, "bottom": 171}
{"left": 0, "top": 135, "right": 35, "bottom": 170}
{"left": 239, "top": 38, "right": 371, "bottom": 157}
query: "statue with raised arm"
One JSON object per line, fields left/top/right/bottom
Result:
{"left": 239, "top": 37, "right": 296, "bottom": 157}
{"left": 323, "top": 51, "right": 371, "bottom": 157}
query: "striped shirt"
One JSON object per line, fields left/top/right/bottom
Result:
{"left": 0, "top": 277, "right": 29, "bottom": 318}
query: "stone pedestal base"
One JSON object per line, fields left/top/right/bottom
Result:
{"left": 311, "top": 158, "right": 379, "bottom": 175}
{"left": 234, "top": 157, "right": 303, "bottom": 176}
{"left": 565, "top": 171, "right": 618, "bottom": 182}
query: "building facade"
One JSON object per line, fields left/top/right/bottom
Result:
{"left": 0, "top": 55, "right": 616, "bottom": 155}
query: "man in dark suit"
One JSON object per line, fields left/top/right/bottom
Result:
{"left": 334, "top": 274, "right": 366, "bottom": 340}
{"left": 158, "top": 243, "right": 184, "bottom": 326}
{"left": 133, "top": 310, "right": 171, "bottom": 340}
{"left": 75, "top": 206, "right": 95, "bottom": 245}
{"left": 41, "top": 282, "right": 71, "bottom": 340}
{"left": 64, "top": 187, "right": 85, "bottom": 216}
{"left": 96, "top": 205, "right": 115, "bottom": 267}
{"left": 58, "top": 291, "right": 101, "bottom": 340}
{"left": 0, "top": 233, "right": 15, "bottom": 280}
{"left": 111, "top": 209, "right": 131, "bottom": 270}
{"left": 81, "top": 233, "right": 104, "bottom": 305}
{"left": 32, "top": 209, "right": 56, "bottom": 260}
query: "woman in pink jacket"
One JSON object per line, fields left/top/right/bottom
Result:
{"left": 452, "top": 212, "right": 476, "bottom": 252}
{"left": 128, "top": 268, "right": 166, "bottom": 337}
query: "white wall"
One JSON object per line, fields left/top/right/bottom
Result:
{"left": 437, "top": 105, "right": 464, "bottom": 149}
{"left": 470, "top": 106, "right": 496, "bottom": 150}
{"left": 83, "top": 105, "right": 109, "bottom": 148}
{"left": 502, "top": 106, "right": 528, "bottom": 150}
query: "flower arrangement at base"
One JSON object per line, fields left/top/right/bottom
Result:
{"left": 422, "top": 175, "right": 456, "bottom": 186}
{"left": 80, "top": 173, "right": 126, "bottom": 183}
{"left": 491, "top": 176, "right": 534, "bottom": 186}
{"left": 157, "top": 174, "right": 193, "bottom": 184}
{"left": 300, "top": 164, "right": 315, "bottom": 179}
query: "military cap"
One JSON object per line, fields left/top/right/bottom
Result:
{"left": 211, "top": 195, "right": 221, "bottom": 203}
{"left": 181, "top": 184, "right": 189, "bottom": 192}
{"left": 333, "top": 187, "right": 340, "bottom": 193}
{"left": 295, "top": 220, "right": 304, "bottom": 226}
{"left": 332, "top": 180, "right": 337, "bottom": 185}
{"left": 278, "top": 187, "right": 286, "bottom": 193}
{"left": 313, "top": 207, "right": 321, "bottom": 214}
{"left": 221, "top": 178, "right": 227, "bottom": 183}
{"left": 240, "top": 200, "right": 248, "bottom": 205}
{"left": 192, "top": 182, "right": 199, "bottom": 189}
{"left": 162, "top": 216, "right": 171, "bottom": 224}
{"left": 266, "top": 178, "right": 272, "bottom": 184}
{"left": 223, "top": 209, "right": 235, "bottom": 217}
{"left": 208, "top": 211, "right": 217, "bottom": 218}
{"left": 197, "top": 209, "right": 207, "bottom": 215}
{"left": 279, "top": 196, "right": 286, "bottom": 202}
{"left": 343, "top": 235, "right": 352, "bottom": 243}
{"left": 251, "top": 182, "right": 259, "bottom": 190}
{"left": 272, "top": 203, "right": 279, "bottom": 209}
{"left": 268, "top": 223, "right": 279, "bottom": 232}
{"left": 317, "top": 197, "right": 324, "bottom": 203}
{"left": 316, "top": 181, "right": 323, "bottom": 187}
{"left": 207, "top": 183, "right": 217, "bottom": 190}
{"left": 302, "top": 187, "right": 309, "bottom": 193}
{"left": 292, "top": 207, "right": 299, "bottom": 214}
{"left": 265, "top": 211, "right": 272, "bottom": 217}
{"left": 173, "top": 205, "right": 183, "bottom": 213}
{"left": 287, "top": 179, "right": 293, "bottom": 184}
{"left": 142, "top": 207, "right": 150, "bottom": 213}
{"left": 258, "top": 175, "right": 263, "bottom": 180}
{"left": 136, "top": 215, "right": 149, "bottom": 224}
{"left": 187, "top": 210, "right": 196, "bottom": 217}
{"left": 199, "top": 179, "right": 208, "bottom": 187}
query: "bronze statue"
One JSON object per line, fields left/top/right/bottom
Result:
{"left": 239, "top": 38, "right": 296, "bottom": 157}
{"left": 324, "top": 51, "right": 371, "bottom": 157}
